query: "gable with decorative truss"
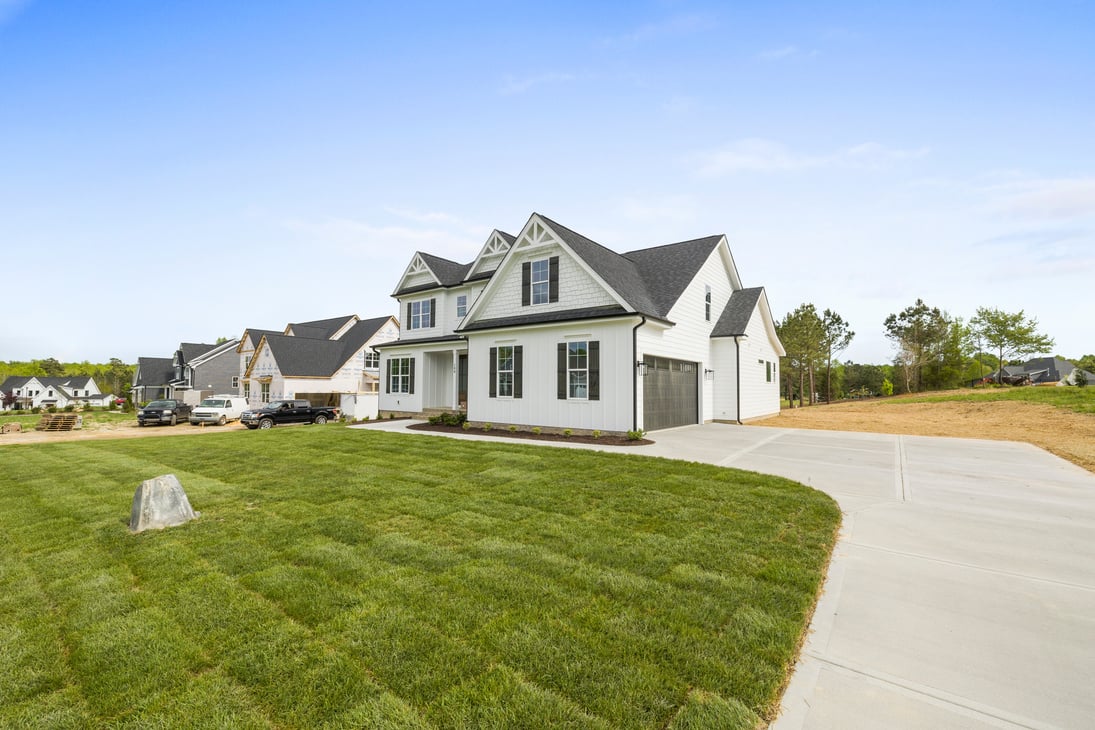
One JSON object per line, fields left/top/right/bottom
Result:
{"left": 394, "top": 253, "right": 442, "bottom": 294}
{"left": 463, "top": 215, "right": 624, "bottom": 326}
{"left": 466, "top": 230, "right": 514, "bottom": 279}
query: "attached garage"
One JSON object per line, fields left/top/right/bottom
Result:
{"left": 642, "top": 355, "right": 699, "bottom": 431}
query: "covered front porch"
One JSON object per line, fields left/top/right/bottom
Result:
{"left": 420, "top": 347, "right": 468, "bottom": 413}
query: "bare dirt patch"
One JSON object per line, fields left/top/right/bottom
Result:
{"left": 754, "top": 398, "right": 1095, "bottom": 473}
{"left": 0, "top": 419, "right": 247, "bottom": 446}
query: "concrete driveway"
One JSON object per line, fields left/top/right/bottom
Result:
{"left": 359, "top": 421, "right": 1095, "bottom": 728}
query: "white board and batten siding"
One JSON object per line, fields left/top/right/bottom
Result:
{"left": 466, "top": 319, "right": 638, "bottom": 433}
{"left": 635, "top": 245, "right": 735, "bottom": 426}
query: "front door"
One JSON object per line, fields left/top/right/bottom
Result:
{"left": 458, "top": 355, "right": 468, "bottom": 408}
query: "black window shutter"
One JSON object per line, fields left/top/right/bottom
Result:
{"left": 385, "top": 359, "right": 391, "bottom": 394}
{"left": 589, "top": 340, "right": 600, "bottom": 401}
{"left": 429, "top": 298, "right": 436, "bottom": 327}
{"left": 549, "top": 256, "right": 559, "bottom": 302}
{"left": 557, "top": 343, "right": 567, "bottom": 399}
{"left": 406, "top": 302, "right": 412, "bottom": 328}
{"left": 489, "top": 347, "right": 497, "bottom": 398}
{"left": 522, "top": 262, "right": 531, "bottom": 306}
{"left": 408, "top": 358, "right": 415, "bottom": 394}
{"left": 514, "top": 346, "right": 523, "bottom": 398}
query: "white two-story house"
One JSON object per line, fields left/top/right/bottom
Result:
{"left": 238, "top": 314, "right": 399, "bottom": 419}
{"left": 377, "top": 213, "right": 784, "bottom": 433}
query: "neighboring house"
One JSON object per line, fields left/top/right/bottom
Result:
{"left": 170, "top": 340, "right": 242, "bottom": 406}
{"left": 239, "top": 314, "right": 399, "bottom": 419}
{"left": 1, "top": 375, "right": 111, "bottom": 410}
{"left": 132, "top": 357, "right": 175, "bottom": 403}
{"left": 131, "top": 340, "right": 241, "bottom": 405}
{"left": 987, "top": 357, "right": 1095, "bottom": 385}
{"left": 377, "top": 212, "right": 785, "bottom": 433}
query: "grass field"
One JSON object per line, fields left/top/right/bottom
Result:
{"left": 0, "top": 427, "right": 839, "bottom": 728}
{"left": 896, "top": 385, "right": 1095, "bottom": 414}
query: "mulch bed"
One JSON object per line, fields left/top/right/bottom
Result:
{"left": 407, "top": 422, "right": 653, "bottom": 446}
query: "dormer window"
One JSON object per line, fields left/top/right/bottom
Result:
{"left": 522, "top": 256, "right": 559, "bottom": 306}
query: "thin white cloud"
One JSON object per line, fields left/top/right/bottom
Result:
{"left": 598, "top": 14, "right": 714, "bottom": 47}
{"left": 990, "top": 178, "right": 1095, "bottom": 219}
{"left": 694, "top": 138, "right": 929, "bottom": 176}
{"left": 281, "top": 215, "right": 486, "bottom": 262}
{"left": 757, "top": 45, "right": 817, "bottom": 61}
{"left": 499, "top": 72, "right": 575, "bottom": 95}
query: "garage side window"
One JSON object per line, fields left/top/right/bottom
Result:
{"left": 557, "top": 341, "right": 599, "bottom": 400}
{"left": 387, "top": 357, "right": 415, "bottom": 394}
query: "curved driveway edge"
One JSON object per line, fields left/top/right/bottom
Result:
{"left": 355, "top": 420, "right": 1095, "bottom": 729}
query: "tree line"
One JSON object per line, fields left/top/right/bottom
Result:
{"left": 776, "top": 300, "right": 1084, "bottom": 406}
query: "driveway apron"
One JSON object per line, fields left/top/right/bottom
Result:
{"left": 643, "top": 424, "right": 1095, "bottom": 730}
{"left": 358, "top": 420, "right": 1095, "bottom": 728}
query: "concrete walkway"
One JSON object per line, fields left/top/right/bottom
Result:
{"left": 355, "top": 421, "right": 1095, "bottom": 729}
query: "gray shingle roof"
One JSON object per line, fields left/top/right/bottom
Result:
{"left": 711, "top": 287, "right": 764, "bottom": 337}
{"left": 623, "top": 235, "right": 724, "bottom": 318}
{"left": 459, "top": 305, "right": 631, "bottom": 332}
{"left": 179, "top": 343, "right": 218, "bottom": 362}
{"left": 287, "top": 315, "right": 357, "bottom": 340}
{"left": 261, "top": 316, "right": 392, "bottom": 377}
{"left": 135, "top": 358, "right": 174, "bottom": 386}
{"left": 419, "top": 253, "right": 472, "bottom": 287}
{"left": 537, "top": 214, "right": 662, "bottom": 318}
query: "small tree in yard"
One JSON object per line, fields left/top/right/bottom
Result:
{"left": 970, "top": 307, "right": 1055, "bottom": 384}
{"left": 820, "top": 309, "right": 854, "bottom": 403}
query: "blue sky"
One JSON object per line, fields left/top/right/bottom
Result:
{"left": 2, "top": 1, "right": 1093, "bottom": 364}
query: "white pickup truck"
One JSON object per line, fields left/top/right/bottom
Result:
{"left": 189, "top": 395, "right": 249, "bottom": 426}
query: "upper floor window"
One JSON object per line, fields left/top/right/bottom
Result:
{"left": 407, "top": 298, "right": 435, "bottom": 330}
{"left": 522, "top": 256, "right": 559, "bottom": 306}
{"left": 231, "top": 376, "right": 240, "bottom": 388}
{"left": 705, "top": 285, "right": 712, "bottom": 321}
{"left": 456, "top": 294, "right": 467, "bottom": 318}
{"left": 531, "top": 259, "right": 550, "bottom": 305}
{"left": 260, "top": 382, "right": 270, "bottom": 403}
{"left": 364, "top": 350, "right": 379, "bottom": 368}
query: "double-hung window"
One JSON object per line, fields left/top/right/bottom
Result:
{"left": 557, "top": 340, "right": 600, "bottom": 400}
{"left": 408, "top": 299, "right": 434, "bottom": 330}
{"left": 456, "top": 294, "right": 467, "bottom": 318}
{"left": 388, "top": 357, "right": 414, "bottom": 393}
{"left": 489, "top": 346, "right": 522, "bottom": 398}
{"left": 522, "top": 256, "right": 559, "bottom": 306}
{"left": 260, "top": 382, "right": 270, "bottom": 403}
{"left": 364, "top": 350, "right": 379, "bottom": 368}
{"left": 531, "top": 260, "right": 550, "bottom": 305}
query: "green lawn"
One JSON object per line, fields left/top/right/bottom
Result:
{"left": 897, "top": 385, "right": 1095, "bottom": 415}
{"left": 0, "top": 428, "right": 839, "bottom": 729}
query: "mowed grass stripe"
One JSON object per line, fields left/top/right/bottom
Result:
{"left": 0, "top": 428, "right": 839, "bottom": 728}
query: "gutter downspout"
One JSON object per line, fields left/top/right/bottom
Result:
{"left": 633, "top": 316, "right": 646, "bottom": 432}
{"left": 735, "top": 335, "right": 743, "bottom": 425}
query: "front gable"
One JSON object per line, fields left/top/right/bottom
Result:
{"left": 393, "top": 253, "right": 443, "bottom": 295}
{"left": 462, "top": 215, "right": 628, "bottom": 328}
{"left": 465, "top": 230, "right": 514, "bottom": 280}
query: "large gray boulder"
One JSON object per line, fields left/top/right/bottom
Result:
{"left": 129, "top": 474, "right": 199, "bottom": 533}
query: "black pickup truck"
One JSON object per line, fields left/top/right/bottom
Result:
{"left": 137, "top": 399, "right": 192, "bottom": 426}
{"left": 240, "top": 400, "right": 340, "bottom": 429}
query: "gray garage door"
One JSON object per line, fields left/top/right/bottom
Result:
{"left": 642, "top": 356, "right": 698, "bottom": 431}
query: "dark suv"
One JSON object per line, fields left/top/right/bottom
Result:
{"left": 137, "top": 399, "right": 192, "bottom": 426}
